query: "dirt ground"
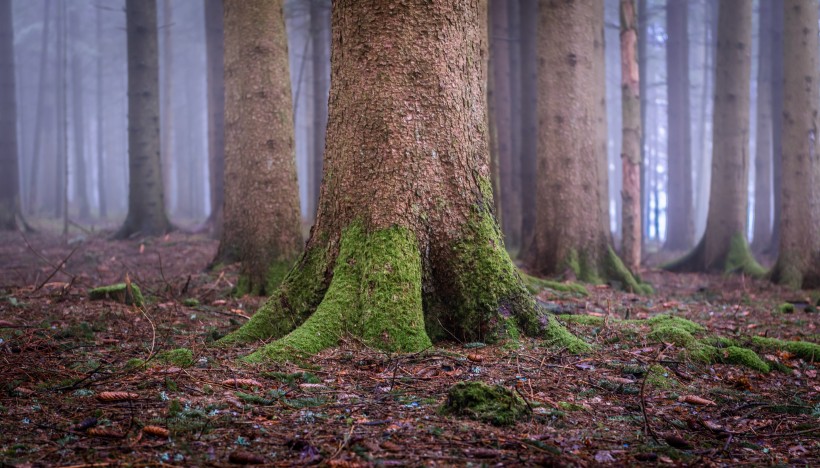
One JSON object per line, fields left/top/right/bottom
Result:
{"left": 0, "top": 230, "right": 817, "bottom": 467}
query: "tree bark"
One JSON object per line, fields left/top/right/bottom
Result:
{"left": 309, "top": 0, "right": 330, "bottom": 221}
{"left": 518, "top": 0, "right": 537, "bottom": 255}
{"left": 528, "top": 0, "right": 646, "bottom": 292}
{"left": 204, "top": 0, "right": 225, "bottom": 237}
{"left": 767, "top": 0, "right": 784, "bottom": 255}
{"left": 666, "top": 0, "right": 762, "bottom": 275}
{"left": 27, "top": 0, "right": 51, "bottom": 217}
{"left": 770, "top": 0, "right": 820, "bottom": 289}
{"left": 116, "top": 0, "right": 171, "bottom": 238}
{"left": 96, "top": 3, "right": 106, "bottom": 219}
{"left": 751, "top": 0, "right": 773, "bottom": 252}
{"left": 70, "top": 7, "right": 90, "bottom": 221}
{"left": 0, "top": 0, "right": 20, "bottom": 229}
{"left": 620, "top": 0, "right": 641, "bottom": 271}
{"left": 221, "top": 0, "right": 585, "bottom": 362}
{"left": 216, "top": 0, "right": 303, "bottom": 296}
{"left": 664, "top": 0, "right": 693, "bottom": 251}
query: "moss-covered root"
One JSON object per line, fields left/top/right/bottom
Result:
{"left": 235, "top": 259, "right": 295, "bottom": 297}
{"left": 544, "top": 315, "right": 592, "bottom": 353}
{"left": 242, "top": 223, "right": 432, "bottom": 363}
{"left": 217, "top": 247, "right": 328, "bottom": 346}
{"left": 439, "top": 381, "right": 529, "bottom": 426}
{"left": 520, "top": 271, "right": 589, "bottom": 296}
{"left": 664, "top": 233, "right": 765, "bottom": 277}
{"left": 603, "top": 247, "right": 653, "bottom": 294}
{"left": 89, "top": 283, "right": 145, "bottom": 306}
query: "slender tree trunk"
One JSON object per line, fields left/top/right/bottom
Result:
{"left": 70, "top": 7, "right": 90, "bottom": 221}
{"left": 160, "top": 0, "right": 173, "bottom": 217}
{"left": 506, "top": 0, "right": 522, "bottom": 250}
{"left": 221, "top": 0, "right": 584, "bottom": 361}
{"left": 518, "top": 0, "right": 538, "bottom": 255}
{"left": 770, "top": 0, "right": 820, "bottom": 289}
{"left": 528, "top": 0, "right": 646, "bottom": 292}
{"left": 694, "top": 0, "right": 717, "bottom": 239}
{"left": 56, "top": 0, "right": 66, "bottom": 222}
{"left": 0, "top": 0, "right": 20, "bottom": 229}
{"left": 637, "top": 0, "right": 648, "bottom": 243}
{"left": 751, "top": 0, "right": 773, "bottom": 251}
{"left": 768, "top": 0, "right": 784, "bottom": 255}
{"left": 594, "top": 0, "right": 610, "bottom": 244}
{"left": 27, "top": 0, "right": 51, "bottom": 217}
{"left": 96, "top": 4, "right": 106, "bottom": 219}
{"left": 204, "top": 0, "right": 225, "bottom": 237}
{"left": 620, "top": 0, "right": 641, "bottom": 270}
{"left": 116, "top": 0, "right": 171, "bottom": 238}
{"left": 310, "top": 0, "right": 330, "bottom": 221}
{"left": 666, "top": 0, "right": 762, "bottom": 275}
{"left": 664, "top": 0, "right": 693, "bottom": 250}
{"left": 216, "top": 0, "right": 303, "bottom": 296}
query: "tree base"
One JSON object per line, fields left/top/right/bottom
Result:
{"left": 664, "top": 233, "right": 765, "bottom": 276}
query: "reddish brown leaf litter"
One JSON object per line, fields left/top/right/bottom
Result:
{"left": 0, "top": 231, "right": 818, "bottom": 466}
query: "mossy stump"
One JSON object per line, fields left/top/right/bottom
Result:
{"left": 439, "top": 381, "right": 529, "bottom": 426}
{"left": 89, "top": 283, "right": 144, "bottom": 307}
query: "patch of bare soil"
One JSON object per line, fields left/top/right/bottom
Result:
{"left": 0, "top": 231, "right": 817, "bottom": 466}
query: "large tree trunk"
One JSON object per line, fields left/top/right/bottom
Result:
{"left": 751, "top": 0, "right": 773, "bottom": 252}
{"left": 96, "top": 3, "right": 106, "bottom": 220}
{"left": 767, "top": 0, "right": 784, "bottom": 255}
{"left": 204, "top": 0, "right": 225, "bottom": 237}
{"left": 770, "top": 0, "right": 820, "bottom": 289}
{"left": 620, "top": 0, "right": 641, "bottom": 271}
{"left": 220, "top": 0, "right": 585, "bottom": 362}
{"left": 27, "top": 0, "right": 51, "bottom": 217}
{"left": 216, "top": 0, "right": 303, "bottom": 296}
{"left": 70, "top": 8, "right": 90, "bottom": 221}
{"left": 594, "top": 0, "right": 610, "bottom": 245}
{"left": 309, "top": 0, "right": 330, "bottom": 221}
{"left": 518, "top": 0, "right": 538, "bottom": 255}
{"left": 0, "top": 0, "right": 20, "bottom": 230}
{"left": 159, "top": 0, "right": 174, "bottom": 218}
{"left": 116, "top": 0, "right": 171, "bottom": 238}
{"left": 666, "top": 0, "right": 762, "bottom": 275}
{"left": 663, "top": 0, "right": 693, "bottom": 251}
{"left": 527, "top": 0, "right": 646, "bottom": 292}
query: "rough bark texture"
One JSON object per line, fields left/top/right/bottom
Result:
{"left": 96, "top": 4, "right": 106, "bottom": 219}
{"left": 0, "top": 0, "right": 19, "bottom": 230}
{"left": 528, "top": 0, "right": 646, "bottom": 293}
{"left": 117, "top": 0, "right": 171, "bottom": 239}
{"left": 221, "top": 0, "right": 586, "bottom": 362}
{"left": 751, "top": 0, "right": 773, "bottom": 252}
{"left": 518, "top": 0, "right": 538, "bottom": 255}
{"left": 70, "top": 9, "right": 90, "bottom": 221}
{"left": 666, "top": 0, "right": 762, "bottom": 275}
{"left": 619, "top": 0, "right": 641, "bottom": 271}
{"left": 770, "top": 0, "right": 820, "bottom": 289}
{"left": 205, "top": 0, "right": 225, "bottom": 237}
{"left": 593, "top": 0, "right": 610, "bottom": 245}
{"left": 664, "top": 0, "right": 693, "bottom": 251}
{"left": 484, "top": 1, "right": 503, "bottom": 220}
{"left": 768, "top": 0, "right": 785, "bottom": 255}
{"left": 310, "top": 0, "right": 331, "bottom": 220}
{"left": 217, "top": 0, "right": 303, "bottom": 296}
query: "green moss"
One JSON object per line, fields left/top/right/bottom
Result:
{"left": 726, "top": 234, "right": 766, "bottom": 277}
{"left": 520, "top": 272, "right": 589, "bottom": 296}
{"left": 89, "top": 283, "right": 144, "bottom": 306}
{"left": 543, "top": 315, "right": 592, "bottom": 353}
{"left": 218, "top": 244, "right": 329, "bottom": 345}
{"left": 235, "top": 260, "right": 294, "bottom": 297}
{"left": 558, "top": 314, "right": 606, "bottom": 326}
{"left": 777, "top": 303, "right": 795, "bottom": 314}
{"left": 439, "top": 381, "right": 529, "bottom": 426}
{"left": 646, "top": 364, "right": 678, "bottom": 389}
{"left": 182, "top": 298, "right": 200, "bottom": 307}
{"left": 242, "top": 223, "right": 431, "bottom": 362}
{"left": 124, "top": 358, "right": 146, "bottom": 369}
{"left": 604, "top": 247, "right": 654, "bottom": 294}
{"left": 721, "top": 346, "right": 769, "bottom": 373}
{"left": 751, "top": 337, "right": 820, "bottom": 361}
{"left": 648, "top": 325, "right": 696, "bottom": 347}
{"left": 644, "top": 314, "right": 704, "bottom": 334}
{"left": 689, "top": 343, "right": 718, "bottom": 363}
{"left": 156, "top": 348, "right": 194, "bottom": 368}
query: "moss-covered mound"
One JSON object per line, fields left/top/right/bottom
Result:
{"left": 89, "top": 282, "right": 144, "bottom": 306}
{"left": 439, "top": 381, "right": 529, "bottom": 426}
{"left": 156, "top": 348, "right": 194, "bottom": 368}
{"left": 752, "top": 337, "right": 819, "bottom": 362}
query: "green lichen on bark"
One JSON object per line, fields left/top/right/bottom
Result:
{"left": 218, "top": 246, "right": 329, "bottom": 345}
{"left": 439, "top": 381, "right": 529, "bottom": 426}
{"left": 603, "top": 247, "right": 654, "bottom": 294}
{"left": 725, "top": 234, "right": 766, "bottom": 277}
{"left": 241, "top": 222, "right": 431, "bottom": 363}
{"left": 89, "top": 283, "right": 145, "bottom": 307}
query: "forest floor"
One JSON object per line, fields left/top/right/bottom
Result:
{"left": 0, "top": 230, "right": 818, "bottom": 467}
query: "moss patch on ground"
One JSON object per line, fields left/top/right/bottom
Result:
{"left": 439, "top": 381, "right": 529, "bottom": 426}
{"left": 156, "top": 348, "right": 194, "bottom": 368}
{"left": 520, "top": 272, "right": 589, "bottom": 296}
{"left": 543, "top": 315, "right": 592, "bottom": 353}
{"left": 89, "top": 283, "right": 144, "bottom": 306}
{"left": 751, "top": 337, "right": 819, "bottom": 362}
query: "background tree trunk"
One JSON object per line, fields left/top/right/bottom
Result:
{"left": 664, "top": 0, "right": 693, "bottom": 251}
{"left": 770, "top": 0, "right": 820, "bottom": 289}
{"left": 27, "top": 0, "right": 51, "bottom": 217}
{"left": 529, "top": 0, "right": 645, "bottom": 292}
{"left": 116, "top": 0, "right": 171, "bottom": 238}
{"left": 620, "top": 0, "right": 641, "bottom": 271}
{"left": 0, "top": 0, "right": 20, "bottom": 229}
{"left": 768, "top": 0, "right": 784, "bottom": 255}
{"left": 96, "top": 3, "right": 106, "bottom": 220}
{"left": 518, "top": 0, "right": 537, "bottom": 255}
{"left": 221, "top": 0, "right": 583, "bottom": 362}
{"left": 666, "top": 0, "right": 761, "bottom": 275}
{"left": 309, "top": 0, "right": 330, "bottom": 221}
{"left": 216, "top": 0, "right": 303, "bottom": 296}
{"left": 70, "top": 7, "right": 90, "bottom": 221}
{"left": 204, "top": 0, "right": 225, "bottom": 237}
{"left": 751, "top": 0, "right": 773, "bottom": 252}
